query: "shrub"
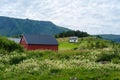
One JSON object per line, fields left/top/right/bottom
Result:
{"left": 56, "top": 53, "right": 70, "bottom": 60}
{"left": 0, "top": 49, "right": 8, "bottom": 54}
{"left": 88, "top": 41, "right": 107, "bottom": 49}
{"left": 0, "top": 37, "right": 24, "bottom": 53}
{"left": 26, "top": 50, "right": 43, "bottom": 58}
{"left": 50, "top": 68, "right": 61, "bottom": 74}
{"left": 111, "top": 58, "right": 120, "bottom": 64}
{"left": 73, "top": 47, "right": 78, "bottom": 50}
{"left": 96, "top": 52, "right": 120, "bottom": 62}
{"left": 95, "top": 41, "right": 107, "bottom": 48}
{"left": 9, "top": 55, "right": 27, "bottom": 65}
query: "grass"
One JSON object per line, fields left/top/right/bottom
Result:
{"left": 58, "top": 37, "right": 112, "bottom": 50}
{"left": 58, "top": 38, "right": 77, "bottom": 50}
{"left": 0, "top": 37, "right": 120, "bottom": 80}
{"left": 59, "top": 41, "right": 79, "bottom": 50}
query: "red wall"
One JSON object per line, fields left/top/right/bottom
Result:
{"left": 27, "top": 44, "right": 58, "bottom": 51}
{"left": 20, "top": 36, "right": 28, "bottom": 49}
{"left": 20, "top": 36, "right": 58, "bottom": 51}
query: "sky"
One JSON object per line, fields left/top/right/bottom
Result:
{"left": 0, "top": 0, "right": 120, "bottom": 34}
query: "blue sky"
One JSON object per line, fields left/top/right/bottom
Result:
{"left": 0, "top": 0, "right": 120, "bottom": 34}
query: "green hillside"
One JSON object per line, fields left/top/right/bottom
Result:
{"left": 0, "top": 16, "right": 69, "bottom": 36}
{"left": 95, "top": 34, "right": 120, "bottom": 42}
{"left": 100, "top": 34, "right": 120, "bottom": 39}
{"left": 0, "top": 36, "right": 120, "bottom": 80}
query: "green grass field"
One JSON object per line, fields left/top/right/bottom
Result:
{"left": 58, "top": 37, "right": 113, "bottom": 50}
{"left": 0, "top": 37, "right": 120, "bottom": 80}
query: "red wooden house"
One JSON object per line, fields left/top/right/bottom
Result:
{"left": 20, "top": 34, "right": 58, "bottom": 51}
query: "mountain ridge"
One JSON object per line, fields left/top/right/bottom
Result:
{"left": 0, "top": 16, "right": 69, "bottom": 36}
{"left": 95, "top": 34, "right": 120, "bottom": 42}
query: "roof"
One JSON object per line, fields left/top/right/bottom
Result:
{"left": 23, "top": 34, "right": 58, "bottom": 45}
{"left": 69, "top": 36, "right": 78, "bottom": 39}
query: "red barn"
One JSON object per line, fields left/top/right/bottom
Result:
{"left": 20, "top": 34, "right": 58, "bottom": 51}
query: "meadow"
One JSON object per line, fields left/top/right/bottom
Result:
{"left": 0, "top": 36, "right": 120, "bottom": 80}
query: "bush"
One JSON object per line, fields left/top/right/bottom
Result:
{"left": 26, "top": 50, "right": 43, "bottom": 58}
{"left": 88, "top": 41, "right": 108, "bottom": 49}
{"left": 50, "top": 68, "right": 61, "bottom": 74}
{"left": 96, "top": 52, "right": 120, "bottom": 62}
{"left": 0, "top": 49, "right": 8, "bottom": 54}
{"left": 0, "top": 37, "right": 24, "bottom": 53}
{"left": 73, "top": 47, "right": 78, "bottom": 50}
{"left": 9, "top": 55, "right": 27, "bottom": 65}
{"left": 111, "top": 58, "right": 120, "bottom": 64}
{"left": 95, "top": 41, "right": 107, "bottom": 48}
{"left": 56, "top": 53, "right": 70, "bottom": 60}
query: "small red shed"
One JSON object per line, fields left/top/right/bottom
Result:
{"left": 20, "top": 34, "right": 58, "bottom": 51}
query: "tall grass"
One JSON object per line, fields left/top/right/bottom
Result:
{"left": 0, "top": 37, "right": 120, "bottom": 80}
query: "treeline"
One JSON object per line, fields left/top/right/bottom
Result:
{"left": 55, "top": 30, "right": 90, "bottom": 38}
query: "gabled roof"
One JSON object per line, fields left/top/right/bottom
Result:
{"left": 69, "top": 36, "right": 78, "bottom": 39}
{"left": 23, "top": 34, "right": 58, "bottom": 45}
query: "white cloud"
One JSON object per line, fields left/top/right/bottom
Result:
{"left": 0, "top": 0, "right": 120, "bottom": 34}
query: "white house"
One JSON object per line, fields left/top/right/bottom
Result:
{"left": 69, "top": 36, "right": 78, "bottom": 43}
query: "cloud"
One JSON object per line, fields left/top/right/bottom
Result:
{"left": 0, "top": 0, "right": 120, "bottom": 34}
